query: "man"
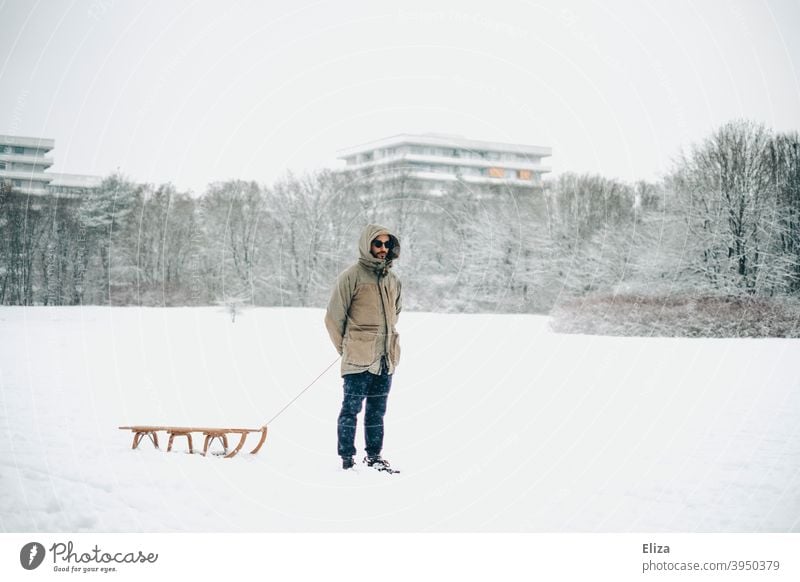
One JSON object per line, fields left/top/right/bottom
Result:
{"left": 325, "top": 224, "right": 402, "bottom": 471}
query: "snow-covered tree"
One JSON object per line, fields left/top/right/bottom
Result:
{"left": 671, "top": 120, "right": 776, "bottom": 294}
{"left": 76, "top": 173, "right": 140, "bottom": 304}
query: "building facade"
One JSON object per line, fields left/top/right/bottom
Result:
{"left": 0, "top": 134, "right": 102, "bottom": 198}
{"left": 0, "top": 135, "right": 55, "bottom": 196}
{"left": 337, "top": 133, "right": 551, "bottom": 194}
{"left": 46, "top": 173, "right": 104, "bottom": 198}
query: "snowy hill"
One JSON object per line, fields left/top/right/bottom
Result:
{"left": 1, "top": 307, "right": 798, "bottom": 532}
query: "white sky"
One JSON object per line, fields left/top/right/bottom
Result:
{"left": 1, "top": 0, "right": 798, "bottom": 193}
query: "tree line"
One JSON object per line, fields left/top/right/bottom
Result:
{"left": 1, "top": 119, "right": 798, "bottom": 311}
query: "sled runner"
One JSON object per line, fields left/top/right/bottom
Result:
{"left": 119, "top": 425, "right": 268, "bottom": 458}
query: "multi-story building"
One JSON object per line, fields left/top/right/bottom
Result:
{"left": 337, "top": 133, "right": 551, "bottom": 194}
{"left": 0, "top": 135, "right": 55, "bottom": 196}
{"left": 47, "top": 173, "right": 104, "bottom": 198}
{"left": 0, "top": 134, "right": 102, "bottom": 198}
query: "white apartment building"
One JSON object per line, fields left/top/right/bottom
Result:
{"left": 47, "top": 173, "right": 103, "bottom": 197}
{"left": 337, "top": 133, "right": 551, "bottom": 193}
{"left": 0, "top": 135, "right": 55, "bottom": 196}
{"left": 0, "top": 134, "right": 102, "bottom": 198}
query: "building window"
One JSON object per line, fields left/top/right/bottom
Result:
{"left": 488, "top": 167, "right": 505, "bottom": 178}
{"left": 14, "top": 146, "right": 25, "bottom": 154}
{"left": 517, "top": 170, "right": 532, "bottom": 180}
{"left": 0, "top": 161, "right": 5, "bottom": 170}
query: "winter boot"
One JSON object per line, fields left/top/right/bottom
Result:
{"left": 342, "top": 456, "right": 355, "bottom": 470}
{"left": 363, "top": 455, "right": 399, "bottom": 473}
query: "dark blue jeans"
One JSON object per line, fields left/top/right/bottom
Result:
{"left": 337, "top": 367, "right": 393, "bottom": 458}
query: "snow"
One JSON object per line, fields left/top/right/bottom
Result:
{"left": 1, "top": 306, "right": 799, "bottom": 532}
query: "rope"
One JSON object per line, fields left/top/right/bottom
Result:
{"left": 262, "top": 356, "right": 341, "bottom": 427}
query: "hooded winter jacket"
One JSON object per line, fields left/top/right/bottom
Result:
{"left": 325, "top": 224, "right": 402, "bottom": 376}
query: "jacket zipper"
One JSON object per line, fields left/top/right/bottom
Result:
{"left": 377, "top": 273, "right": 390, "bottom": 369}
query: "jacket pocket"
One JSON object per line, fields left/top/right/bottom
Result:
{"left": 343, "top": 329, "right": 377, "bottom": 367}
{"left": 388, "top": 332, "right": 401, "bottom": 367}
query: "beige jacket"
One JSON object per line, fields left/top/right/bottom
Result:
{"left": 325, "top": 224, "right": 402, "bottom": 376}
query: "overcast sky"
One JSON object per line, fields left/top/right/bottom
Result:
{"left": 1, "top": 0, "right": 798, "bottom": 193}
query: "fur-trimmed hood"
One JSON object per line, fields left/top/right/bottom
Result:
{"left": 357, "top": 223, "right": 400, "bottom": 276}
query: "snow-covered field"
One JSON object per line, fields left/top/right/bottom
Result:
{"left": 1, "top": 306, "right": 798, "bottom": 532}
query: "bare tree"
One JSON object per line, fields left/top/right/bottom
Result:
{"left": 0, "top": 184, "right": 49, "bottom": 304}
{"left": 672, "top": 120, "right": 775, "bottom": 293}
{"left": 270, "top": 171, "right": 357, "bottom": 306}
{"left": 76, "top": 173, "right": 140, "bottom": 303}
{"left": 769, "top": 132, "right": 800, "bottom": 293}
{"left": 201, "top": 180, "right": 270, "bottom": 305}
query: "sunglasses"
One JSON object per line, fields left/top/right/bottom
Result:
{"left": 371, "top": 239, "right": 394, "bottom": 249}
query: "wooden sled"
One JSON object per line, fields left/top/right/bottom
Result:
{"left": 119, "top": 425, "right": 268, "bottom": 458}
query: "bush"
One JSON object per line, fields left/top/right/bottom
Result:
{"left": 550, "top": 294, "right": 800, "bottom": 337}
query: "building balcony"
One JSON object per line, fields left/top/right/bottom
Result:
{"left": 0, "top": 170, "right": 53, "bottom": 184}
{"left": 0, "top": 153, "right": 55, "bottom": 167}
{"left": 408, "top": 170, "right": 543, "bottom": 185}
{"left": 337, "top": 133, "right": 552, "bottom": 160}
{"left": 0, "top": 135, "right": 55, "bottom": 151}
{"left": 345, "top": 168, "right": 545, "bottom": 189}
{"left": 342, "top": 154, "right": 550, "bottom": 174}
